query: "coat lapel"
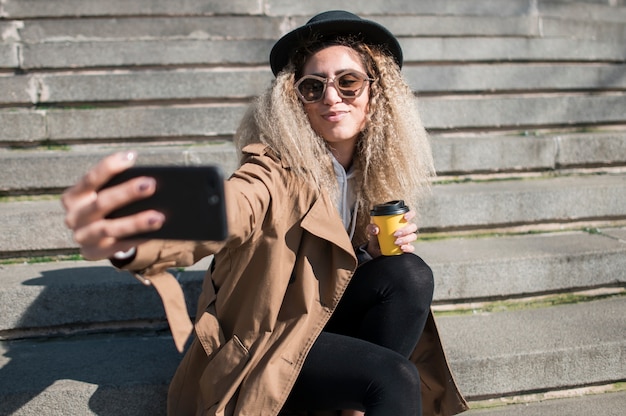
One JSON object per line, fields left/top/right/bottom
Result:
{"left": 300, "top": 192, "right": 356, "bottom": 259}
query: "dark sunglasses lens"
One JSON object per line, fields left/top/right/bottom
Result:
{"left": 337, "top": 73, "right": 365, "bottom": 97}
{"left": 298, "top": 78, "right": 325, "bottom": 102}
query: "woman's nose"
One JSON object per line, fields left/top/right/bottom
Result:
{"left": 322, "top": 82, "right": 342, "bottom": 105}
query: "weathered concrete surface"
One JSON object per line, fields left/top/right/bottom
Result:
{"left": 2, "top": 174, "right": 626, "bottom": 253}
{"left": 2, "top": 131, "right": 626, "bottom": 192}
{"left": 1, "top": 0, "right": 263, "bottom": 18}
{"left": 0, "top": 43, "right": 18, "bottom": 69}
{"left": 439, "top": 296, "right": 626, "bottom": 398}
{"left": 3, "top": 64, "right": 624, "bottom": 106}
{"left": 0, "top": 297, "right": 623, "bottom": 414}
{"left": 0, "top": 2, "right": 625, "bottom": 414}
{"left": 0, "top": 142, "right": 240, "bottom": 192}
{"left": 421, "top": 173, "right": 626, "bottom": 230}
{"left": 2, "top": 95, "right": 624, "bottom": 143}
{"left": 1, "top": 230, "right": 624, "bottom": 332}
{"left": 466, "top": 390, "right": 626, "bottom": 416}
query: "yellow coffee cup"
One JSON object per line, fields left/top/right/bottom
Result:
{"left": 370, "top": 200, "right": 410, "bottom": 256}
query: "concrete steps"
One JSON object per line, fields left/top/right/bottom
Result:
{"left": 3, "top": 173, "right": 626, "bottom": 255}
{"left": 2, "top": 0, "right": 623, "bottom": 20}
{"left": 439, "top": 296, "right": 626, "bottom": 398}
{"left": 3, "top": 100, "right": 626, "bottom": 145}
{"left": 0, "top": 229, "right": 624, "bottom": 412}
{"left": 466, "top": 390, "right": 626, "bottom": 416}
{"left": 2, "top": 64, "right": 626, "bottom": 107}
{"left": 0, "top": 332, "right": 176, "bottom": 416}
{"left": 0, "top": 284, "right": 623, "bottom": 414}
{"left": 2, "top": 130, "right": 626, "bottom": 194}
{"left": 1, "top": 0, "right": 625, "bottom": 414}
{"left": 2, "top": 230, "right": 625, "bottom": 335}
{"left": 5, "top": 35, "right": 625, "bottom": 70}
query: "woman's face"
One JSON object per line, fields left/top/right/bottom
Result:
{"left": 299, "top": 45, "right": 370, "bottom": 149}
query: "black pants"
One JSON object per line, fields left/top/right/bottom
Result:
{"left": 285, "top": 254, "right": 434, "bottom": 415}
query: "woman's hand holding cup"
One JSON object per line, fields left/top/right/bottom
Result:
{"left": 366, "top": 201, "right": 418, "bottom": 257}
{"left": 61, "top": 151, "right": 164, "bottom": 260}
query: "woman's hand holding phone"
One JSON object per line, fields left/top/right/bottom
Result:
{"left": 61, "top": 151, "right": 164, "bottom": 260}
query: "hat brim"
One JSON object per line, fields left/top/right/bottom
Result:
{"left": 270, "top": 17, "right": 403, "bottom": 76}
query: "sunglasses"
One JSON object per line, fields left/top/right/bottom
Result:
{"left": 294, "top": 70, "right": 374, "bottom": 104}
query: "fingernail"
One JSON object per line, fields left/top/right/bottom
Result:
{"left": 138, "top": 178, "right": 155, "bottom": 192}
{"left": 148, "top": 213, "right": 165, "bottom": 226}
{"left": 121, "top": 151, "right": 136, "bottom": 163}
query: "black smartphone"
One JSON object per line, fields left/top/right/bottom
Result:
{"left": 100, "top": 166, "right": 228, "bottom": 241}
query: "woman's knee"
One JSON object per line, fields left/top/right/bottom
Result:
{"left": 390, "top": 354, "right": 421, "bottom": 392}
{"left": 365, "top": 352, "right": 421, "bottom": 412}
{"left": 377, "top": 254, "right": 434, "bottom": 301}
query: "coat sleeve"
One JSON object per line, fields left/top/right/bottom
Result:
{"left": 115, "top": 143, "right": 283, "bottom": 276}
{"left": 111, "top": 144, "right": 284, "bottom": 352}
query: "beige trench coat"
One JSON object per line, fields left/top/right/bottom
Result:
{"left": 119, "top": 144, "right": 468, "bottom": 416}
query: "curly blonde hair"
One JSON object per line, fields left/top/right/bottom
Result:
{"left": 234, "top": 37, "right": 435, "bottom": 244}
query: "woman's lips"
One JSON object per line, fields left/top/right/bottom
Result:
{"left": 322, "top": 111, "right": 347, "bottom": 122}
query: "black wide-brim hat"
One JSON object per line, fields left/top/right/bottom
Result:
{"left": 269, "top": 10, "right": 403, "bottom": 76}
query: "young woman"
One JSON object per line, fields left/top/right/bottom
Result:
{"left": 62, "top": 10, "right": 467, "bottom": 416}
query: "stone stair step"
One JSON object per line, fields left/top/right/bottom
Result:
{"left": 0, "top": 296, "right": 623, "bottom": 414}
{"left": 2, "top": 93, "right": 625, "bottom": 144}
{"left": 603, "top": 226, "right": 626, "bottom": 240}
{"left": 422, "top": 173, "right": 626, "bottom": 230}
{"left": 18, "top": 39, "right": 272, "bottom": 70}
{"left": 541, "top": 16, "right": 626, "bottom": 40}
{"left": 6, "top": 10, "right": 623, "bottom": 45}
{"left": 0, "top": 73, "right": 34, "bottom": 104}
{"left": 3, "top": 63, "right": 625, "bottom": 107}
{"left": 417, "top": 228, "right": 626, "bottom": 301}
{"left": 2, "top": 173, "right": 626, "bottom": 254}
{"left": 435, "top": 131, "right": 626, "bottom": 174}
{"left": 0, "top": 43, "right": 18, "bottom": 69}
{"left": 1, "top": 230, "right": 624, "bottom": 333}
{"left": 542, "top": 131, "right": 626, "bottom": 169}
{"left": 401, "top": 37, "right": 626, "bottom": 62}
{"left": 418, "top": 93, "right": 626, "bottom": 131}
{"left": 0, "top": 0, "right": 548, "bottom": 19}
{"left": 2, "top": 174, "right": 626, "bottom": 254}
{"left": 12, "top": 15, "right": 623, "bottom": 43}
{"left": 540, "top": 0, "right": 626, "bottom": 23}
{"left": 378, "top": 15, "right": 542, "bottom": 37}
{"left": 0, "top": 110, "right": 46, "bottom": 143}
{"left": 273, "top": 0, "right": 623, "bottom": 18}
{"left": 0, "top": 142, "right": 240, "bottom": 193}
{"left": 0, "top": 21, "right": 22, "bottom": 42}
{"left": 440, "top": 296, "right": 626, "bottom": 398}
{"left": 406, "top": 63, "right": 626, "bottom": 93}
{"left": 2, "top": 131, "right": 626, "bottom": 193}
{"left": 387, "top": 14, "right": 626, "bottom": 40}
{"left": 0, "top": 146, "right": 214, "bottom": 193}
{"left": 0, "top": 68, "right": 275, "bottom": 105}
{"left": 466, "top": 389, "right": 626, "bottom": 416}
{"left": 7, "top": 36, "right": 624, "bottom": 71}
{"left": 0, "top": 0, "right": 261, "bottom": 18}
{"left": 16, "top": 16, "right": 286, "bottom": 43}
{"left": 0, "top": 257, "right": 211, "bottom": 334}
{"left": 0, "top": 332, "right": 177, "bottom": 416}
{"left": 0, "top": 106, "right": 247, "bottom": 144}
{"left": 22, "top": 16, "right": 536, "bottom": 41}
